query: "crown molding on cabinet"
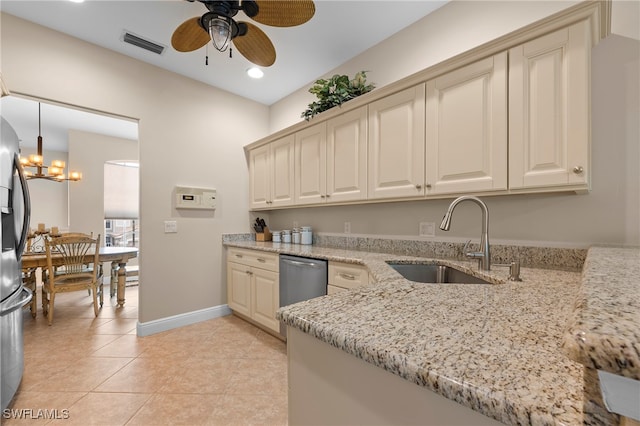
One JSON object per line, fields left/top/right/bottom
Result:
{"left": 244, "top": 0, "right": 610, "bottom": 152}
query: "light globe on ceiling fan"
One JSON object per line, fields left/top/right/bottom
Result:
{"left": 171, "top": 0, "right": 315, "bottom": 67}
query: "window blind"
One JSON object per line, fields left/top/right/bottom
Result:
{"left": 104, "top": 161, "right": 139, "bottom": 219}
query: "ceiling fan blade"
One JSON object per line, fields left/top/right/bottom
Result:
{"left": 252, "top": 1, "right": 315, "bottom": 27}
{"left": 233, "top": 22, "right": 276, "bottom": 67}
{"left": 171, "top": 17, "right": 210, "bottom": 52}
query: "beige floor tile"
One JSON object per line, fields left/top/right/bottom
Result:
{"left": 10, "top": 287, "right": 289, "bottom": 426}
{"left": 94, "top": 357, "right": 177, "bottom": 393}
{"left": 48, "top": 392, "right": 152, "bottom": 425}
{"left": 126, "top": 393, "right": 220, "bottom": 426}
{"left": 90, "top": 335, "right": 149, "bottom": 358}
{"left": 210, "top": 393, "right": 288, "bottom": 426}
{"left": 2, "top": 391, "right": 86, "bottom": 425}
{"left": 28, "top": 357, "right": 134, "bottom": 393}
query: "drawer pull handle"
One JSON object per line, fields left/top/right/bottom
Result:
{"left": 257, "top": 258, "right": 266, "bottom": 263}
{"left": 235, "top": 254, "right": 243, "bottom": 258}
{"left": 339, "top": 273, "right": 356, "bottom": 280}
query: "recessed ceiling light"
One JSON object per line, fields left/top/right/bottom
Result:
{"left": 247, "top": 67, "right": 264, "bottom": 79}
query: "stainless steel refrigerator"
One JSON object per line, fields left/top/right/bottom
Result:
{"left": 1, "top": 116, "right": 32, "bottom": 410}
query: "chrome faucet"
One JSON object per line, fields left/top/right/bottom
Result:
{"left": 439, "top": 196, "right": 491, "bottom": 271}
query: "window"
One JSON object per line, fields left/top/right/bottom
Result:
{"left": 104, "top": 161, "right": 139, "bottom": 248}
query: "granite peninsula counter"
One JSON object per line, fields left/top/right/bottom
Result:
{"left": 223, "top": 240, "right": 638, "bottom": 425}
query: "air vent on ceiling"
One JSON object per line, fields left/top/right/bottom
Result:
{"left": 122, "top": 31, "right": 165, "bottom": 55}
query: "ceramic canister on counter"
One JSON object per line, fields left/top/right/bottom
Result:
{"left": 272, "top": 231, "right": 281, "bottom": 243}
{"left": 301, "top": 226, "right": 312, "bottom": 245}
{"left": 282, "top": 230, "right": 291, "bottom": 243}
{"left": 292, "top": 228, "right": 301, "bottom": 244}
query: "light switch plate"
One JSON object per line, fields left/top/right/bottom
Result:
{"left": 164, "top": 220, "right": 177, "bottom": 233}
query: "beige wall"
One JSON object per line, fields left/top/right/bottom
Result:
{"left": 1, "top": 12, "right": 270, "bottom": 323}
{"left": 267, "top": 2, "right": 640, "bottom": 247}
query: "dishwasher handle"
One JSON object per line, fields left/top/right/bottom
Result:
{"left": 281, "top": 258, "right": 324, "bottom": 269}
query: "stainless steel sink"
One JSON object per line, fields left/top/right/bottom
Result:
{"left": 387, "top": 262, "right": 491, "bottom": 284}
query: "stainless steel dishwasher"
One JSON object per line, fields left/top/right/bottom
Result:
{"left": 279, "top": 254, "right": 327, "bottom": 338}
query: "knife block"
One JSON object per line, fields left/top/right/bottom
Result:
{"left": 255, "top": 227, "right": 272, "bottom": 242}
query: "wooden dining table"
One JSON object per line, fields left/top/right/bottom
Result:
{"left": 21, "top": 246, "right": 139, "bottom": 308}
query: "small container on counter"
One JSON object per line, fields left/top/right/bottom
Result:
{"left": 282, "top": 230, "right": 291, "bottom": 243}
{"left": 301, "top": 226, "right": 313, "bottom": 245}
{"left": 272, "top": 231, "right": 282, "bottom": 243}
{"left": 292, "top": 228, "right": 301, "bottom": 244}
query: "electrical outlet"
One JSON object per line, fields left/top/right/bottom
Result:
{"left": 419, "top": 222, "right": 435, "bottom": 237}
{"left": 164, "top": 220, "right": 178, "bottom": 233}
{"left": 344, "top": 221, "right": 351, "bottom": 234}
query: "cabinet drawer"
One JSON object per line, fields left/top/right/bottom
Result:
{"left": 227, "top": 248, "right": 279, "bottom": 272}
{"left": 328, "top": 262, "right": 369, "bottom": 290}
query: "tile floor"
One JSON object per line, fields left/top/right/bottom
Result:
{"left": 5, "top": 284, "right": 288, "bottom": 425}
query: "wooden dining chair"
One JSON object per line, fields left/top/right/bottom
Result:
{"left": 42, "top": 234, "right": 103, "bottom": 325}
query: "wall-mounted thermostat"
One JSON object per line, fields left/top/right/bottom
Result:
{"left": 175, "top": 186, "right": 216, "bottom": 210}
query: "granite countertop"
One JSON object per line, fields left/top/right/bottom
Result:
{"left": 563, "top": 246, "right": 640, "bottom": 380}
{"left": 225, "top": 240, "right": 639, "bottom": 424}
{"left": 225, "top": 239, "right": 587, "bottom": 425}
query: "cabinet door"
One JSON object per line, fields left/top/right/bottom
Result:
{"left": 249, "top": 144, "right": 271, "bottom": 209}
{"left": 295, "top": 123, "right": 327, "bottom": 205}
{"left": 251, "top": 268, "right": 280, "bottom": 333}
{"left": 327, "top": 106, "right": 368, "bottom": 203}
{"left": 270, "top": 135, "right": 295, "bottom": 207}
{"left": 227, "top": 261, "right": 251, "bottom": 317}
{"left": 368, "top": 84, "right": 426, "bottom": 200}
{"left": 426, "top": 53, "right": 507, "bottom": 195}
{"left": 509, "top": 20, "right": 590, "bottom": 190}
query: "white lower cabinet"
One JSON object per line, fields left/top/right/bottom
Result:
{"left": 226, "top": 248, "right": 280, "bottom": 333}
{"left": 328, "top": 261, "right": 369, "bottom": 294}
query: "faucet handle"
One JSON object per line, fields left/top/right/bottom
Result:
{"left": 493, "top": 261, "right": 522, "bottom": 281}
{"left": 463, "top": 239, "right": 473, "bottom": 255}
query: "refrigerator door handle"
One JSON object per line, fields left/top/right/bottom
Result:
{"left": 0, "top": 287, "right": 32, "bottom": 317}
{"left": 14, "top": 153, "right": 31, "bottom": 260}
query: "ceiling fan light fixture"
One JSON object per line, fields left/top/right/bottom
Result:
{"left": 247, "top": 67, "right": 264, "bottom": 79}
{"left": 209, "top": 16, "right": 232, "bottom": 52}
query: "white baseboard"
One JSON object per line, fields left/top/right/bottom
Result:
{"left": 136, "top": 304, "right": 232, "bottom": 336}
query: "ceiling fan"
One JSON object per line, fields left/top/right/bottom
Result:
{"left": 171, "top": 0, "right": 316, "bottom": 67}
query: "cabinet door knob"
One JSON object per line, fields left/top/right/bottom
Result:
{"left": 426, "top": 183, "right": 432, "bottom": 189}
{"left": 415, "top": 184, "right": 422, "bottom": 190}
{"left": 573, "top": 166, "right": 584, "bottom": 174}
{"left": 320, "top": 194, "right": 326, "bottom": 198}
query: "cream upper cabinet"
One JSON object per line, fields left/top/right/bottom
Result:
{"left": 249, "top": 135, "right": 295, "bottom": 209}
{"left": 326, "top": 106, "right": 368, "bottom": 202}
{"left": 295, "top": 123, "right": 327, "bottom": 205}
{"left": 508, "top": 20, "right": 590, "bottom": 190}
{"left": 368, "top": 84, "right": 426, "bottom": 200}
{"left": 249, "top": 144, "right": 271, "bottom": 209}
{"left": 295, "top": 107, "right": 368, "bottom": 205}
{"left": 425, "top": 53, "right": 508, "bottom": 195}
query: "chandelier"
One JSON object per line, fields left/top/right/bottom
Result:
{"left": 19, "top": 103, "right": 82, "bottom": 181}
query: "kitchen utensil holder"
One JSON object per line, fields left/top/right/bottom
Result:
{"left": 255, "top": 227, "right": 272, "bottom": 242}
